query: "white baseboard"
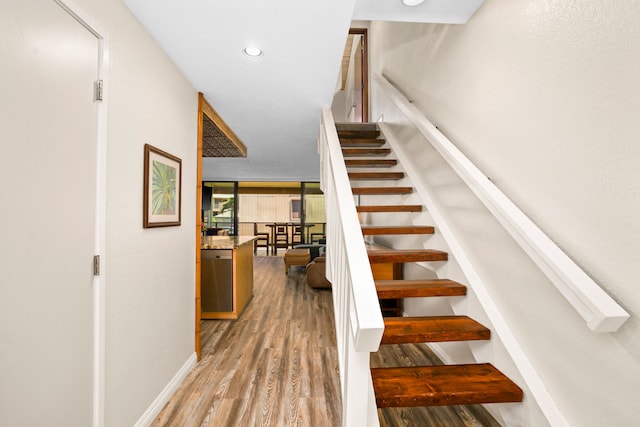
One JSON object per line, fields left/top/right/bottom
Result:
{"left": 134, "top": 352, "right": 198, "bottom": 427}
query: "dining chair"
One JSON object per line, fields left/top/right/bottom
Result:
{"left": 273, "top": 223, "right": 289, "bottom": 255}
{"left": 253, "top": 223, "right": 270, "bottom": 255}
{"left": 290, "top": 224, "right": 303, "bottom": 246}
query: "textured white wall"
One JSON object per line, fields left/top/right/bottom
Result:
{"left": 70, "top": 1, "right": 197, "bottom": 425}
{"left": 369, "top": 1, "right": 640, "bottom": 425}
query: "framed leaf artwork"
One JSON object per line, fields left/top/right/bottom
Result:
{"left": 143, "top": 144, "right": 182, "bottom": 228}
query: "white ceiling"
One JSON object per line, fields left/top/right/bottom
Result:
{"left": 122, "top": 0, "right": 484, "bottom": 182}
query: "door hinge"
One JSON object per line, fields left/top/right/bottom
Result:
{"left": 93, "top": 255, "right": 100, "bottom": 276}
{"left": 94, "top": 79, "right": 103, "bottom": 102}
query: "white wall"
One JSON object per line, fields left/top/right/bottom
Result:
{"left": 369, "top": 1, "right": 640, "bottom": 425}
{"left": 70, "top": 1, "right": 197, "bottom": 425}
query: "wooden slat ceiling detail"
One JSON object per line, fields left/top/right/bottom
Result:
{"left": 201, "top": 97, "right": 247, "bottom": 158}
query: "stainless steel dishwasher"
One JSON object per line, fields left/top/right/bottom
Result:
{"left": 201, "top": 249, "right": 233, "bottom": 312}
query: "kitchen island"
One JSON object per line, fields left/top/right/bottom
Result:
{"left": 200, "top": 235, "right": 256, "bottom": 320}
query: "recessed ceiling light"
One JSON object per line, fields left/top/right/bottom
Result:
{"left": 402, "top": 0, "right": 425, "bottom": 5}
{"left": 243, "top": 46, "right": 263, "bottom": 58}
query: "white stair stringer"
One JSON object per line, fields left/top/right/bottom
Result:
{"left": 379, "top": 122, "right": 569, "bottom": 427}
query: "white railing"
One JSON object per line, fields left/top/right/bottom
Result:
{"left": 318, "top": 107, "right": 385, "bottom": 427}
{"left": 374, "top": 73, "right": 629, "bottom": 333}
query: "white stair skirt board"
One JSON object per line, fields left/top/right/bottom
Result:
{"left": 134, "top": 352, "right": 198, "bottom": 427}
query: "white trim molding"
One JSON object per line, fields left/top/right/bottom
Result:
{"left": 133, "top": 352, "right": 198, "bottom": 427}
{"left": 52, "top": 1, "right": 110, "bottom": 426}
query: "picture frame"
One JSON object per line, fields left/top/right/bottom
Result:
{"left": 143, "top": 143, "right": 182, "bottom": 228}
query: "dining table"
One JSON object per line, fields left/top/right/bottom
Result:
{"left": 265, "top": 222, "right": 316, "bottom": 254}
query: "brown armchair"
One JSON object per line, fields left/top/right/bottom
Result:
{"left": 306, "top": 256, "right": 331, "bottom": 289}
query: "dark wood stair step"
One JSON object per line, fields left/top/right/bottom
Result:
{"left": 376, "top": 279, "right": 466, "bottom": 299}
{"left": 342, "top": 148, "right": 391, "bottom": 157}
{"left": 362, "top": 225, "right": 434, "bottom": 235}
{"left": 357, "top": 205, "right": 422, "bottom": 213}
{"left": 381, "top": 316, "right": 490, "bottom": 344}
{"left": 371, "top": 364, "right": 523, "bottom": 407}
{"left": 348, "top": 172, "right": 404, "bottom": 180}
{"left": 337, "top": 130, "right": 381, "bottom": 139}
{"left": 340, "top": 138, "right": 385, "bottom": 147}
{"left": 345, "top": 159, "right": 397, "bottom": 168}
{"left": 368, "top": 249, "right": 448, "bottom": 263}
{"left": 352, "top": 187, "right": 413, "bottom": 195}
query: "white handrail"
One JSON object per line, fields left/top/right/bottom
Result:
{"left": 374, "top": 73, "right": 629, "bottom": 333}
{"left": 318, "top": 107, "right": 384, "bottom": 427}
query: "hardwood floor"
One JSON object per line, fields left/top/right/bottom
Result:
{"left": 152, "top": 256, "right": 341, "bottom": 427}
{"left": 152, "top": 255, "right": 501, "bottom": 427}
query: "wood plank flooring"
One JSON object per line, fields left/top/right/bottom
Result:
{"left": 152, "top": 255, "right": 501, "bottom": 427}
{"left": 152, "top": 256, "right": 341, "bottom": 427}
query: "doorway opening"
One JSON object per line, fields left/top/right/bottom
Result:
{"left": 201, "top": 181, "right": 326, "bottom": 249}
{"left": 332, "top": 28, "right": 369, "bottom": 122}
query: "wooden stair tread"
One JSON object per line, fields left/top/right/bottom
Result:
{"left": 382, "top": 316, "right": 490, "bottom": 344}
{"left": 371, "top": 364, "right": 523, "bottom": 407}
{"left": 348, "top": 172, "right": 404, "bottom": 180}
{"left": 337, "top": 130, "right": 380, "bottom": 139}
{"left": 376, "top": 279, "right": 466, "bottom": 298}
{"left": 362, "top": 225, "right": 434, "bottom": 235}
{"left": 368, "top": 249, "right": 448, "bottom": 263}
{"left": 340, "top": 138, "right": 385, "bottom": 147}
{"left": 352, "top": 187, "right": 413, "bottom": 195}
{"left": 342, "top": 148, "right": 391, "bottom": 156}
{"left": 357, "top": 205, "right": 422, "bottom": 213}
{"left": 345, "top": 159, "right": 397, "bottom": 167}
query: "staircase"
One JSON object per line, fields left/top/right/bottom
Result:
{"left": 337, "top": 122, "right": 524, "bottom": 418}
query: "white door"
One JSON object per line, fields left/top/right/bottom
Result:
{"left": 0, "top": 1, "right": 100, "bottom": 425}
